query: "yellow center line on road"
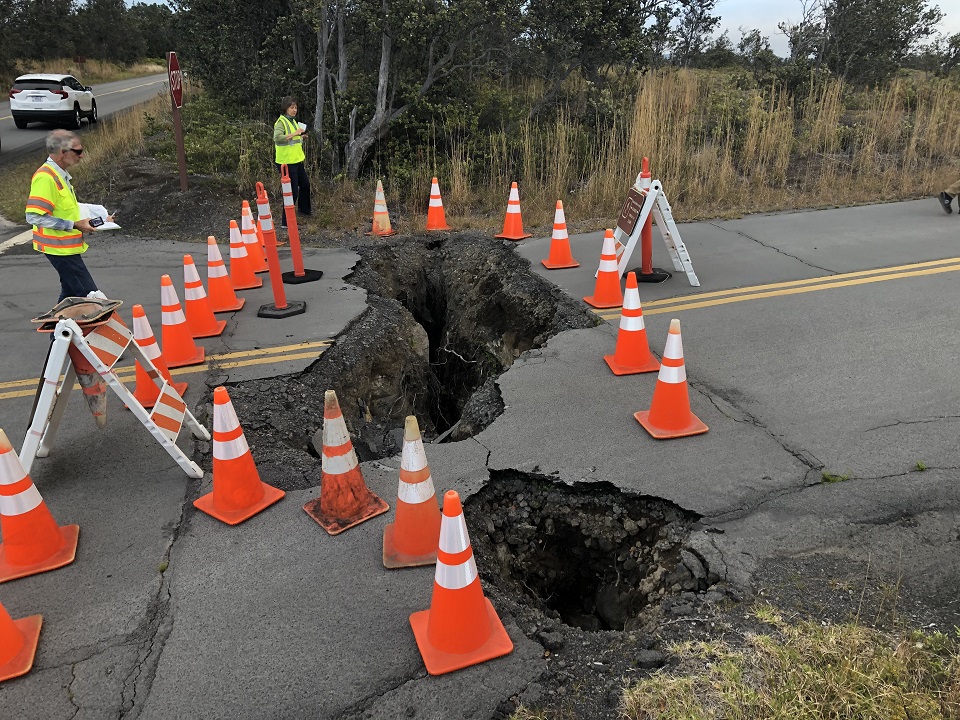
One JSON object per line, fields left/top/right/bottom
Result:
{"left": 596, "top": 260, "right": 960, "bottom": 321}
{"left": 0, "top": 79, "right": 165, "bottom": 119}
{"left": 0, "top": 340, "right": 331, "bottom": 398}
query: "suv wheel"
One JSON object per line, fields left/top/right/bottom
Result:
{"left": 89, "top": 101, "right": 98, "bottom": 124}
{"left": 13, "top": 116, "right": 28, "bottom": 129}
{"left": 70, "top": 105, "right": 82, "bottom": 129}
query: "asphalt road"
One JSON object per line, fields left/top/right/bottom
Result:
{"left": 0, "top": 199, "right": 958, "bottom": 718}
{"left": 0, "top": 73, "right": 167, "bottom": 161}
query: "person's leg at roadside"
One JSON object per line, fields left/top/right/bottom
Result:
{"left": 46, "top": 254, "right": 99, "bottom": 303}
{"left": 294, "top": 162, "right": 311, "bottom": 216}
{"left": 939, "top": 178, "right": 960, "bottom": 215}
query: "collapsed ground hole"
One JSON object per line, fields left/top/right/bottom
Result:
{"left": 466, "top": 471, "right": 712, "bottom": 632}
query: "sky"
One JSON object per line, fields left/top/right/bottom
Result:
{"left": 716, "top": 0, "right": 960, "bottom": 57}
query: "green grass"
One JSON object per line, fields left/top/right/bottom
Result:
{"left": 622, "top": 606, "right": 960, "bottom": 719}
{"left": 821, "top": 471, "right": 851, "bottom": 484}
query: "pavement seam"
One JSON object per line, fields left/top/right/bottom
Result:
{"left": 865, "top": 415, "right": 960, "bottom": 431}
{"left": 707, "top": 221, "right": 836, "bottom": 274}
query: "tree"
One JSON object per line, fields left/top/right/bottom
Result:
{"left": 128, "top": 2, "right": 176, "bottom": 60}
{"left": 671, "top": 0, "right": 720, "bottom": 67}
{"left": 77, "top": 0, "right": 139, "bottom": 63}
{"left": 820, "top": 0, "right": 943, "bottom": 84}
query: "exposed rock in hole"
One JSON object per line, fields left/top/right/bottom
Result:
{"left": 345, "top": 233, "right": 597, "bottom": 443}
{"left": 466, "top": 471, "right": 711, "bottom": 631}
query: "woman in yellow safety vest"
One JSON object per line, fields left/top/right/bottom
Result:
{"left": 273, "top": 96, "right": 311, "bottom": 227}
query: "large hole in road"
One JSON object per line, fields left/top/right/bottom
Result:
{"left": 466, "top": 472, "right": 707, "bottom": 631}
{"left": 342, "top": 233, "right": 598, "bottom": 452}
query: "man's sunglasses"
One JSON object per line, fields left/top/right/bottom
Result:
{"left": 67, "top": 147, "right": 84, "bottom": 155}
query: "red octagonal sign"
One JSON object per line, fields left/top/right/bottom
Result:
{"left": 167, "top": 51, "right": 184, "bottom": 109}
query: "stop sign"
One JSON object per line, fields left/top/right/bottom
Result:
{"left": 167, "top": 51, "right": 184, "bottom": 109}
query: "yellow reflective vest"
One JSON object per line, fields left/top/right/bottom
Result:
{"left": 274, "top": 115, "right": 305, "bottom": 165}
{"left": 26, "top": 161, "right": 86, "bottom": 255}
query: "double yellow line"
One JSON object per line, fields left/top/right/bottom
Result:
{"left": 595, "top": 256, "right": 960, "bottom": 322}
{"left": 0, "top": 340, "right": 331, "bottom": 402}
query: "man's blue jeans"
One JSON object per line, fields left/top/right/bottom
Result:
{"left": 45, "top": 253, "right": 99, "bottom": 302}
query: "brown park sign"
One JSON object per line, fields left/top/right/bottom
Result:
{"left": 617, "top": 187, "right": 645, "bottom": 236}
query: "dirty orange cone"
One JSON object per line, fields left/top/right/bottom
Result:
{"left": 0, "top": 429, "right": 79, "bottom": 583}
{"left": 183, "top": 254, "right": 226, "bottom": 338}
{"left": 229, "top": 220, "right": 262, "bottom": 290}
{"left": 206, "top": 236, "right": 245, "bottom": 312}
{"left": 0, "top": 599, "right": 41, "bottom": 683}
{"left": 425, "top": 177, "right": 452, "bottom": 231}
{"left": 409, "top": 490, "right": 513, "bottom": 675}
{"left": 541, "top": 200, "right": 579, "bottom": 269}
{"left": 132, "top": 304, "right": 187, "bottom": 408}
{"left": 241, "top": 201, "right": 268, "bottom": 273}
{"left": 604, "top": 272, "right": 659, "bottom": 375}
{"left": 160, "top": 275, "right": 204, "bottom": 368}
{"left": 303, "top": 390, "right": 389, "bottom": 534}
{"left": 635, "top": 319, "right": 708, "bottom": 439}
{"left": 383, "top": 416, "right": 442, "bottom": 569}
{"left": 194, "top": 387, "right": 284, "bottom": 525}
{"left": 583, "top": 229, "right": 623, "bottom": 309}
{"left": 366, "top": 180, "right": 397, "bottom": 237}
{"left": 495, "top": 182, "right": 532, "bottom": 241}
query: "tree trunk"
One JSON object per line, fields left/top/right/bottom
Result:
{"left": 344, "top": 30, "right": 392, "bottom": 179}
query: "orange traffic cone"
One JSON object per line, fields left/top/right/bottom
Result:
{"left": 604, "top": 272, "right": 659, "bottom": 375}
{"left": 366, "top": 180, "right": 397, "bottom": 237}
{"left": 131, "top": 304, "right": 187, "bottom": 408}
{"left": 183, "top": 255, "right": 226, "bottom": 338}
{"left": 194, "top": 387, "right": 284, "bottom": 525}
{"left": 541, "top": 200, "right": 579, "bottom": 269}
{"left": 241, "top": 201, "right": 268, "bottom": 273}
{"left": 303, "top": 390, "right": 389, "bottom": 534}
{"left": 383, "top": 416, "right": 442, "bottom": 569}
{"left": 409, "top": 490, "right": 513, "bottom": 675}
{"left": 634, "top": 319, "right": 708, "bottom": 439}
{"left": 425, "top": 177, "right": 452, "bottom": 231}
{"left": 206, "top": 236, "right": 245, "bottom": 312}
{"left": 0, "top": 429, "right": 79, "bottom": 583}
{"left": 583, "top": 229, "right": 623, "bottom": 309}
{"left": 495, "top": 182, "right": 532, "bottom": 241}
{"left": 0, "top": 599, "right": 41, "bottom": 683}
{"left": 160, "top": 275, "right": 205, "bottom": 368}
{"left": 229, "top": 220, "right": 262, "bottom": 290}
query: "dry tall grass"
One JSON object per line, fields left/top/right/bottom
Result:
{"left": 404, "top": 69, "right": 960, "bottom": 231}
{"left": 2, "top": 58, "right": 165, "bottom": 88}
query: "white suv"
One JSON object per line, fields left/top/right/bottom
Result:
{"left": 9, "top": 74, "right": 98, "bottom": 129}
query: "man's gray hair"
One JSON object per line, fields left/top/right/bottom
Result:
{"left": 46, "top": 129, "right": 78, "bottom": 154}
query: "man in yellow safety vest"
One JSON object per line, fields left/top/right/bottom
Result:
{"left": 273, "top": 96, "right": 311, "bottom": 227}
{"left": 26, "top": 130, "right": 112, "bottom": 302}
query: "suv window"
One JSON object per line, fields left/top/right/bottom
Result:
{"left": 66, "top": 77, "right": 84, "bottom": 91}
{"left": 13, "top": 80, "right": 63, "bottom": 91}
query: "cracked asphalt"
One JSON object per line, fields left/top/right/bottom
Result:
{"left": 1, "top": 197, "right": 959, "bottom": 717}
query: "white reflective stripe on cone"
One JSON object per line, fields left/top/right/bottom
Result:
{"left": 323, "top": 417, "right": 351, "bottom": 447}
{"left": 401, "top": 441, "right": 428, "bottom": 472}
{"left": 214, "top": 435, "right": 249, "bottom": 461}
{"left": 322, "top": 449, "right": 359, "bottom": 475}
{"left": 663, "top": 333, "right": 683, "bottom": 360}
{"left": 620, "top": 314, "right": 646, "bottom": 332}
{"left": 260, "top": 216, "right": 273, "bottom": 232}
{"left": 139, "top": 339, "right": 161, "bottom": 360}
{"left": 429, "top": 197, "right": 442, "bottom": 207}
{"left": 184, "top": 285, "right": 205, "bottom": 301}
{"left": 506, "top": 205, "right": 520, "bottom": 214}
{"left": 209, "top": 263, "right": 228, "bottom": 278}
{"left": 435, "top": 556, "right": 478, "bottom": 590}
{"left": 553, "top": 228, "right": 568, "bottom": 240}
{"left": 0, "top": 485, "right": 43, "bottom": 516}
{"left": 508, "top": 188, "right": 520, "bottom": 202}
{"left": 230, "top": 244, "right": 248, "bottom": 258}
{"left": 598, "top": 258, "right": 618, "bottom": 272}
{"left": 0, "top": 451, "right": 27, "bottom": 485}
{"left": 398, "top": 475, "right": 436, "bottom": 504}
{"left": 162, "top": 309, "right": 186, "bottom": 324}
{"left": 623, "top": 292, "right": 641, "bottom": 311}
{"left": 438, "top": 513, "right": 470, "bottom": 554}
{"left": 185, "top": 263, "right": 202, "bottom": 283}
{"left": 657, "top": 364, "right": 687, "bottom": 384}
{"left": 214, "top": 402, "right": 241, "bottom": 433}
